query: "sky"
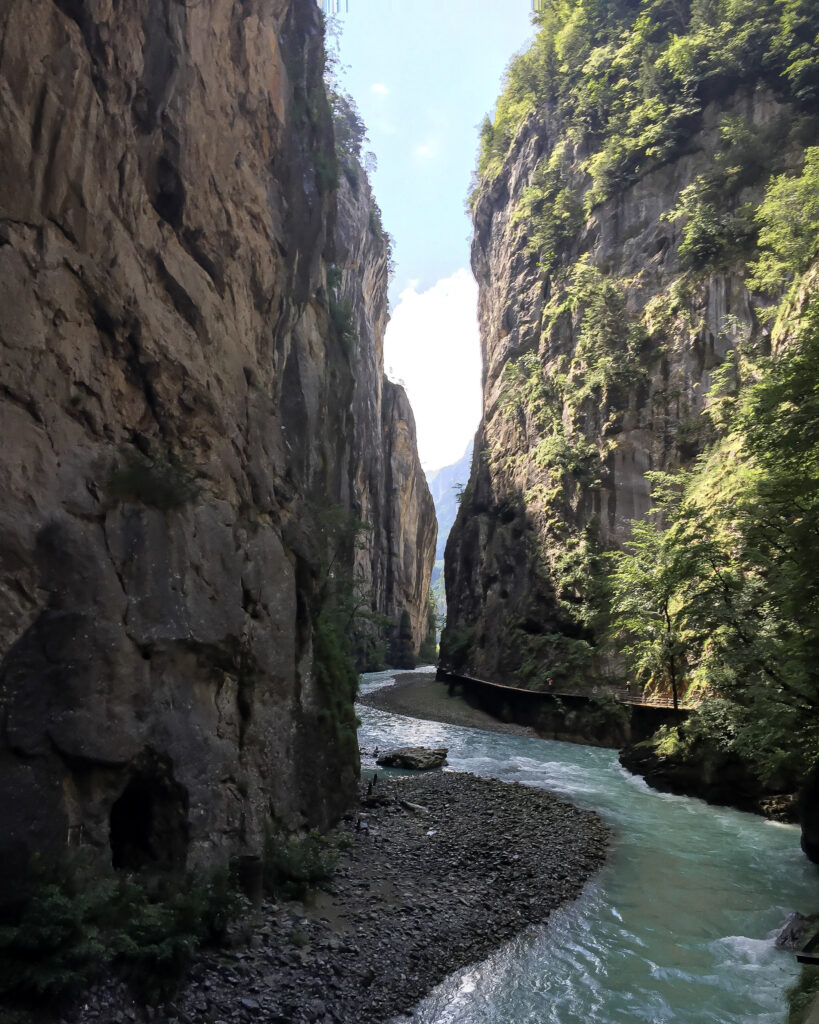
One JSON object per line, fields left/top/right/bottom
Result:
{"left": 328, "top": 0, "right": 536, "bottom": 471}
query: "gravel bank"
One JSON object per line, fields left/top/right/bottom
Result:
{"left": 55, "top": 772, "right": 609, "bottom": 1024}
{"left": 359, "top": 671, "right": 535, "bottom": 736}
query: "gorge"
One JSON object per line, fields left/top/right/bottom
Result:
{"left": 441, "top": 0, "right": 819, "bottom": 846}
{"left": 1, "top": 0, "right": 818, "bottom": 1020}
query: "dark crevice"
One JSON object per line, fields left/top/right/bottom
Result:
{"left": 50, "top": 0, "right": 107, "bottom": 97}
{"left": 30, "top": 86, "right": 48, "bottom": 153}
{"left": 181, "top": 227, "right": 224, "bottom": 295}
{"left": 131, "top": 0, "right": 177, "bottom": 134}
{"left": 236, "top": 640, "right": 254, "bottom": 752}
{"left": 109, "top": 755, "right": 189, "bottom": 871}
{"left": 154, "top": 255, "right": 203, "bottom": 337}
{"left": 0, "top": 384, "right": 43, "bottom": 425}
{"left": 151, "top": 155, "right": 186, "bottom": 229}
{"left": 124, "top": 327, "right": 164, "bottom": 430}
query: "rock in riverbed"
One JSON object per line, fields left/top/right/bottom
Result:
{"left": 377, "top": 746, "right": 449, "bottom": 769}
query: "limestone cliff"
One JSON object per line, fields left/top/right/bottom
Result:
{"left": 426, "top": 442, "right": 473, "bottom": 618}
{"left": 335, "top": 168, "right": 436, "bottom": 668}
{"left": 0, "top": 0, "right": 434, "bottom": 895}
{"left": 443, "top": 80, "right": 817, "bottom": 687}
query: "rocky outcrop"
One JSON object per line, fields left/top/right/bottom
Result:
{"left": 798, "top": 765, "right": 819, "bottom": 864}
{"left": 382, "top": 383, "right": 437, "bottom": 657}
{"left": 376, "top": 746, "right": 448, "bottom": 770}
{"left": 426, "top": 442, "right": 473, "bottom": 618}
{"left": 0, "top": 0, "right": 433, "bottom": 898}
{"left": 335, "top": 164, "right": 436, "bottom": 667}
{"left": 619, "top": 741, "right": 797, "bottom": 822}
{"left": 443, "top": 85, "right": 812, "bottom": 687}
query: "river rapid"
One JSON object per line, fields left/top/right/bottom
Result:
{"left": 358, "top": 670, "right": 818, "bottom": 1024}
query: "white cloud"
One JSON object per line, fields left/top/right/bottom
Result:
{"left": 385, "top": 269, "right": 481, "bottom": 472}
{"left": 414, "top": 142, "right": 435, "bottom": 159}
{"left": 370, "top": 82, "right": 389, "bottom": 96}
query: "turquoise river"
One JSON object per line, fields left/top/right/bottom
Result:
{"left": 358, "top": 670, "right": 818, "bottom": 1024}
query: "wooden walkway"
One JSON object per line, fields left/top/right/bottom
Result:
{"left": 444, "top": 670, "right": 693, "bottom": 711}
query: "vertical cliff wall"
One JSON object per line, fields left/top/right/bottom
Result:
{"left": 0, "top": 0, "right": 434, "bottom": 894}
{"left": 334, "top": 167, "right": 436, "bottom": 668}
{"left": 443, "top": 14, "right": 818, "bottom": 688}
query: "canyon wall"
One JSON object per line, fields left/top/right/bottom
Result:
{"left": 334, "top": 165, "right": 437, "bottom": 667}
{"left": 443, "top": 84, "right": 813, "bottom": 687}
{"left": 0, "top": 0, "right": 433, "bottom": 896}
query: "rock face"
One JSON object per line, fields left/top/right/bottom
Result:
{"left": 380, "top": 382, "right": 438, "bottom": 659}
{"left": 335, "top": 166, "right": 437, "bottom": 666}
{"left": 798, "top": 765, "right": 819, "bottom": 864}
{"left": 0, "top": 0, "right": 434, "bottom": 897}
{"left": 425, "top": 441, "right": 473, "bottom": 618}
{"left": 376, "top": 747, "right": 449, "bottom": 770}
{"left": 442, "top": 85, "right": 812, "bottom": 687}
{"left": 619, "top": 742, "right": 797, "bottom": 822}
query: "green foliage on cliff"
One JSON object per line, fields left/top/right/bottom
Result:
{"left": 608, "top": 288, "right": 819, "bottom": 781}
{"left": 329, "top": 291, "right": 358, "bottom": 354}
{"left": 456, "top": 0, "right": 819, "bottom": 716}
{"left": 0, "top": 867, "right": 245, "bottom": 1002}
{"left": 106, "top": 446, "right": 199, "bottom": 511}
{"left": 512, "top": 141, "right": 583, "bottom": 275}
{"left": 544, "top": 256, "right": 649, "bottom": 409}
{"left": 749, "top": 146, "right": 819, "bottom": 294}
{"left": 313, "top": 612, "right": 360, "bottom": 765}
{"left": 263, "top": 827, "right": 339, "bottom": 901}
{"left": 477, "top": 0, "right": 819, "bottom": 210}
{"left": 311, "top": 507, "right": 370, "bottom": 764}
{"left": 608, "top": 473, "right": 698, "bottom": 711}
{"left": 664, "top": 116, "right": 772, "bottom": 272}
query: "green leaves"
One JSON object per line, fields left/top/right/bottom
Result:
{"left": 476, "top": 0, "right": 819, "bottom": 218}
{"left": 513, "top": 146, "right": 583, "bottom": 277}
{"left": 607, "top": 292, "right": 819, "bottom": 780}
{"left": 0, "top": 869, "right": 245, "bottom": 1001}
{"left": 748, "top": 147, "right": 819, "bottom": 294}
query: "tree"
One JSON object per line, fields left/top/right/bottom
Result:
{"left": 608, "top": 295, "right": 819, "bottom": 780}
{"left": 689, "top": 296, "right": 819, "bottom": 779}
{"left": 749, "top": 147, "right": 819, "bottom": 294}
{"left": 608, "top": 481, "right": 694, "bottom": 710}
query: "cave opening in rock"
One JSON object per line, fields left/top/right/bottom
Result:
{"left": 109, "top": 767, "right": 189, "bottom": 871}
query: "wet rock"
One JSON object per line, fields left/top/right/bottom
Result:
{"left": 620, "top": 741, "right": 798, "bottom": 821}
{"left": 776, "top": 912, "right": 819, "bottom": 950}
{"left": 377, "top": 747, "right": 448, "bottom": 770}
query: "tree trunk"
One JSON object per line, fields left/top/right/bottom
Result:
{"left": 665, "top": 603, "right": 679, "bottom": 711}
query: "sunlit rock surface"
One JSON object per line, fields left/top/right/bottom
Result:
{"left": 443, "top": 87, "right": 804, "bottom": 687}
{"left": 0, "top": 0, "right": 433, "bottom": 895}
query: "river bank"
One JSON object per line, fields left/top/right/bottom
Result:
{"left": 357, "top": 669, "right": 536, "bottom": 735}
{"left": 50, "top": 770, "right": 607, "bottom": 1024}
{"left": 358, "top": 674, "right": 818, "bottom": 1023}
{"left": 375, "top": 672, "right": 805, "bottom": 833}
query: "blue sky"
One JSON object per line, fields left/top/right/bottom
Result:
{"left": 328, "top": 0, "right": 536, "bottom": 470}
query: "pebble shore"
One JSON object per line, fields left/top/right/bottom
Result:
{"left": 53, "top": 771, "right": 608, "bottom": 1024}
{"left": 358, "top": 671, "right": 534, "bottom": 735}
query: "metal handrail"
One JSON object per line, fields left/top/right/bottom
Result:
{"left": 441, "top": 669, "right": 691, "bottom": 710}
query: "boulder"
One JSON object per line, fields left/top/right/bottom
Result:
{"left": 376, "top": 747, "right": 448, "bottom": 770}
{"left": 776, "top": 912, "right": 819, "bottom": 950}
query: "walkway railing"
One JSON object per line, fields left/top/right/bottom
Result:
{"left": 441, "top": 669, "right": 692, "bottom": 711}
{"left": 608, "top": 688, "right": 691, "bottom": 709}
